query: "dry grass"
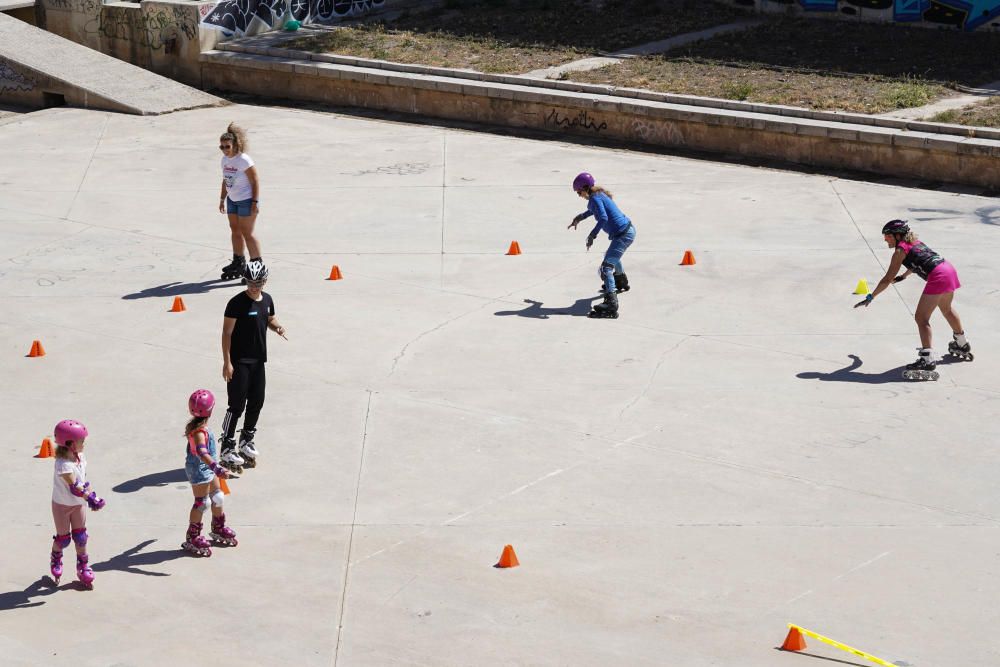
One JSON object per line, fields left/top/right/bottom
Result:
{"left": 281, "top": 0, "right": 750, "bottom": 74}
{"left": 281, "top": 6, "right": 1000, "bottom": 114}
{"left": 570, "top": 59, "right": 947, "bottom": 114}
{"left": 282, "top": 24, "right": 581, "bottom": 74}
{"left": 931, "top": 97, "right": 1000, "bottom": 128}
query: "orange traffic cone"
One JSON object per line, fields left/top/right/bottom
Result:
{"left": 327, "top": 265, "right": 343, "bottom": 280}
{"left": 169, "top": 296, "right": 186, "bottom": 312}
{"left": 219, "top": 476, "right": 231, "bottom": 495}
{"left": 781, "top": 627, "right": 808, "bottom": 652}
{"left": 506, "top": 241, "right": 522, "bottom": 256}
{"left": 680, "top": 250, "right": 696, "bottom": 266}
{"left": 35, "top": 438, "right": 54, "bottom": 458}
{"left": 27, "top": 340, "right": 46, "bottom": 357}
{"left": 495, "top": 544, "right": 520, "bottom": 568}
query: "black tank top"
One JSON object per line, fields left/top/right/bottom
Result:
{"left": 901, "top": 241, "right": 944, "bottom": 280}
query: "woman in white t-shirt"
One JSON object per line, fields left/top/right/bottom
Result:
{"left": 218, "top": 123, "right": 262, "bottom": 281}
{"left": 50, "top": 420, "right": 106, "bottom": 589}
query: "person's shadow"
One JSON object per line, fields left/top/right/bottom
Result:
{"left": 799, "top": 354, "right": 965, "bottom": 384}
{"left": 122, "top": 279, "right": 237, "bottom": 300}
{"left": 113, "top": 469, "right": 187, "bottom": 494}
{"left": 91, "top": 540, "right": 186, "bottom": 577}
{"left": 0, "top": 578, "right": 61, "bottom": 611}
{"left": 797, "top": 354, "right": 911, "bottom": 384}
{"left": 495, "top": 296, "right": 600, "bottom": 319}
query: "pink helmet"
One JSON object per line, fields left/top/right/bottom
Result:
{"left": 54, "top": 420, "right": 89, "bottom": 447}
{"left": 188, "top": 389, "right": 215, "bottom": 418}
{"left": 572, "top": 172, "right": 595, "bottom": 192}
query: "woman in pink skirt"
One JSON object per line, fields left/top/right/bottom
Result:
{"left": 855, "top": 219, "right": 972, "bottom": 375}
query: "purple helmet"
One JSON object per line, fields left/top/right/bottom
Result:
{"left": 54, "top": 420, "right": 88, "bottom": 447}
{"left": 572, "top": 172, "right": 595, "bottom": 192}
{"left": 188, "top": 389, "right": 215, "bottom": 418}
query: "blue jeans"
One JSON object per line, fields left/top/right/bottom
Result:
{"left": 600, "top": 224, "right": 635, "bottom": 294}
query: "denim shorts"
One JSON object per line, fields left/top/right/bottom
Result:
{"left": 226, "top": 197, "right": 254, "bottom": 217}
{"left": 185, "top": 460, "right": 214, "bottom": 485}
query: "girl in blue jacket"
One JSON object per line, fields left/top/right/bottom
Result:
{"left": 568, "top": 172, "right": 636, "bottom": 319}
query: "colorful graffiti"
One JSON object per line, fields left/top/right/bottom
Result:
{"left": 746, "top": 0, "right": 1000, "bottom": 30}
{"left": 201, "top": 0, "right": 386, "bottom": 36}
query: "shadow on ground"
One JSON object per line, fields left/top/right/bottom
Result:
{"left": 113, "top": 469, "right": 187, "bottom": 493}
{"left": 122, "top": 279, "right": 238, "bottom": 300}
{"left": 797, "top": 353, "right": 965, "bottom": 384}
{"left": 494, "top": 296, "right": 599, "bottom": 318}
{"left": 92, "top": 540, "right": 186, "bottom": 577}
{"left": 0, "top": 578, "right": 60, "bottom": 612}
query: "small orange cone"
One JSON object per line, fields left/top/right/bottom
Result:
{"left": 680, "top": 250, "right": 696, "bottom": 266}
{"left": 781, "top": 627, "right": 807, "bottom": 652}
{"left": 27, "top": 340, "right": 46, "bottom": 357}
{"left": 169, "top": 296, "right": 186, "bottom": 312}
{"left": 506, "top": 241, "right": 522, "bottom": 256}
{"left": 219, "top": 476, "right": 231, "bottom": 495}
{"left": 327, "top": 265, "right": 343, "bottom": 280}
{"left": 35, "top": 438, "right": 54, "bottom": 458}
{"left": 495, "top": 544, "right": 519, "bottom": 568}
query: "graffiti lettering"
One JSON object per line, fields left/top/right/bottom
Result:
{"left": 543, "top": 109, "right": 608, "bottom": 132}
{"left": 201, "top": 0, "right": 386, "bottom": 37}
{"left": 0, "top": 60, "right": 37, "bottom": 95}
{"left": 754, "top": 0, "right": 1000, "bottom": 30}
{"left": 84, "top": 7, "right": 198, "bottom": 49}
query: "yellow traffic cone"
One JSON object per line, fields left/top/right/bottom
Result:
{"left": 853, "top": 279, "right": 869, "bottom": 295}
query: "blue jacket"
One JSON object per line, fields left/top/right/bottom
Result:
{"left": 578, "top": 192, "right": 631, "bottom": 239}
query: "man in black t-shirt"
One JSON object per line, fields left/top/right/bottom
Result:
{"left": 219, "top": 260, "right": 286, "bottom": 472}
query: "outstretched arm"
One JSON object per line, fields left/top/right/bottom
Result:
{"left": 855, "top": 249, "right": 906, "bottom": 308}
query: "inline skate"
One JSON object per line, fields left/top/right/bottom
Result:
{"left": 210, "top": 514, "right": 238, "bottom": 547}
{"left": 238, "top": 428, "right": 258, "bottom": 469}
{"left": 76, "top": 554, "right": 95, "bottom": 589}
{"left": 948, "top": 334, "right": 973, "bottom": 362}
{"left": 219, "top": 438, "right": 244, "bottom": 474}
{"left": 182, "top": 522, "right": 212, "bottom": 557}
{"left": 221, "top": 255, "right": 246, "bottom": 282}
{"left": 589, "top": 292, "right": 619, "bottom": 319}
{"left": 902, "top": 349, "right": 939, "bottom": 381}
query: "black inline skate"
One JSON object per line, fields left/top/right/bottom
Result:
{"left": 599, "top": 273, "right": 630, "bottom": 295}
{"left": 947, "top": 334, "right": 973, "bottom": 362}
{"left": 221, "top": 255, "right": 246, "bottom": 282}
{"left": 219, "top": 437, "right": 243, "bottom": 474}
{"left": 238, "top": 428, "right": 258, "bottom": 469}
{"left": 589, "top": 292, "right": 619, "bottom": 319}
{"left": 902, "top": 349, "right": 939, "bottom": 381}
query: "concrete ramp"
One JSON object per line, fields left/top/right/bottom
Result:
{"left": 0, "top": 13, "right": 224, "bottom": 115}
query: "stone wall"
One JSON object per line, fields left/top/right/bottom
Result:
{"left": 717, "top": 0, "right": 1000, "bottom": 31}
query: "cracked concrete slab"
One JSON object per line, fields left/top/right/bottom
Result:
{"left": 1, "top": 104, "right": 999, "bottom": 667}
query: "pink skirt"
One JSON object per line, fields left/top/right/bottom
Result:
{"left": 924, "top": 261, "right": 961, "bottom": 295}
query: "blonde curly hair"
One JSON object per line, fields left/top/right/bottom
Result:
{"left": 220, "top": 122, "right": 248, "bottom": 154}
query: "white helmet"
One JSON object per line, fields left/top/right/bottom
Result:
{"left": 243, "top": 260, "right": 269, "bottom": 283}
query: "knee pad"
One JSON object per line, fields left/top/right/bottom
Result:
{"left": 210, "top": 490, "right": 225, "bottom": 509}
{"left": 192, "top": 496, "right": 209, "bottom": 515}
{"left": 53, "top": 533, "right": 71, "bottom": 549}
{"left": 71, "top": 528, "right": 88, "bottom": 547}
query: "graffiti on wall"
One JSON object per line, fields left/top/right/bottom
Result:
{"left": 756, "top": 0, "right": 1000, "bottom": 30}
{"left": 0, "top": 60, "right": 38, "bottom": 95}
{"left": 201, "top": 0, "right": 386, "bottom": 36}
{"left": 86, "top": 6, "right": 199, "bottom": 49}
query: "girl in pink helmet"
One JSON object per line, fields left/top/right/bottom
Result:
{"left": 183, "top": 389, "right": 237, "bottom": 557}
{"left": 50, "top": 419, "right": 105, "bottom": 589}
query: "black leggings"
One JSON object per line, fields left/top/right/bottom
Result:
{"left": 222, "top": 360, "right": 266, "bottom": 445}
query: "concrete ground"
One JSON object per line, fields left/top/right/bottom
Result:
{"left": 1, "top": 104, "right": 999, "bottom": 667}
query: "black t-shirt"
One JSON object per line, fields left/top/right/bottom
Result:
{"left": 224, "top": 291, "right": 274, "bottom": 363}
